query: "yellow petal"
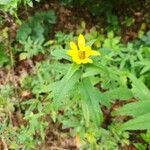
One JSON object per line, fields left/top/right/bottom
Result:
{"left": 81, "top": 59, "right": 88, "bottom": 64}
{"left": 67, "top": 49, "right": 78, "bottom": 57}
{"left": 82, "top": 58, "right": 93, "bottom": 64}
{"left": 70, "top": 42, "right": 78, "bottom": 50}
{"left": 85, "top": 46, "right": 92, "bottom": 57}
{"left": 78, "top": 34, "right": 85, "bottom": 50}
{"left": 75, "top": 59, "right": 82, "bottom": 64}
{"left": 87, "top": 58, "right": 93, "bottom": 63}
{"left": 90, "top": 50, "right": 100, "bottom": 56}
{"left": 85, "top": 46, "right": 100, "bottom": 57}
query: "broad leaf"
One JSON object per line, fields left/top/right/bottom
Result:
{"left": 52, "top": 64, "right": 80, "bottom": 109}
{"left": 114, "top": 74, "right": 150, "bottom": 131}
{"left": 80, "top": 78, "right": 103, "bottom": 127}
{"left": 120, "top": 113, "right": 150, "bottom": 130}
{"left": 51, "top": 48, "right": 71, "bottom": 61}
{"left": 102, "top": 87, "right": 133, "bottom": 102}
{"left": 114, "top": 100, "right": 150, "bottom": 117}
{"left": 128, "top": 73, "right": 150, "bottom": 101}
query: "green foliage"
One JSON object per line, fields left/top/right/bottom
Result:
{"left": 16, "top": 31, "right": 134, "bottom": 148}
{"left": 16, "top": 112, "right": 48, "bottom": 150}
{"left": 0, "top": 0, "right": 40, "bottom": 14}
{"left": 1, "top": 26, "right": 150, "bottom": 148}
{"left": 0, "top": 27, "right": 10, "bottom": 67}
{"left": 17, "top": 10, "right": 56, "bottom": 43}
{"left": 0, "top": 48, "right": 9, "bottom": 67}
{"left": 25, "top": 30, "right": 150, "bottom": 146}
{"left": 141, "top": 130, "right": 150, "bottom": 144}
{"left": 0, "top": 111, "right": 47, "bottom": 150}
{"left": 0, "top": 84, "right": 15, "bottom": 113}
{"left": 16, "top": 10, "right": 56, "bottom": 59}
{"left": 114, "top": 74, "right": 150, "bottom": 130}
{"left": 80, "top": 78, "right": 103, "bottom": 127}
{"left": 135, "top": 130, "right": 150, "bottom": 150}
{"left": 134, "top": 143, "right": 147, "bottom": 150}
{"left": 123, "top": 16, "right": 135, "bottom": 27}
{"left": 94, "top": 30, "right": 150, "bottom": 89}
{"left": 19, "top": 37, "right": 44, "bottom": 59}
{"left": 0, "top": 84, "right": 48, "bottom": 149}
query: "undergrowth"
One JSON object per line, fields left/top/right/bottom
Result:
{"left": 0, "top": 0, "right": 150, "bottom": 149}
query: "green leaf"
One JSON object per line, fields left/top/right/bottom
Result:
{"left": 120, "top": 112, "right": 150, "bottom": 130}
{"left": 16, "top": 10, "right": 56, "bottom": 43}
{"left": 86, "top": 39, "right": 97, "bottom": 46}
{"left": 0, "top": 96, "right": 6, "bottom": 105}
{"left": 52, "top": 64, "right": 80, "bottom": 109}
{"left": 114, "top": 74, "right": 150, "bottom": 131}
{"left": 16, "top": 23, "right": 32, "bottom": 43}
{"left": 128, "top": 73, "right": 150, "bottom": 101}
{"left": 51, "top": 48, "right": 71, "bottom": 61}
{"left": 28, "top": 1, "right": 33, "bottom": 7}
{"left": 83, "top": 64, "right": 109, "bottom": 78}
{"left": 114, "top": 100, "right": 150, "bottom": 117}
{"left": 81, "top": 98, "right": 90, "bottom": 127}
{"left": 82, "top": 66, "right": 100, "bottom": 78}
{"left": 93, "top": 88, "right": 110, "bottom": 107}
{"left": 80, "top": 78, "right": 103, "bottom": 127}
{"left": 0, "top": 49, "right": 9, "bottom": 67}
{"left": 102, "top": 87, "right": 133, "bottom": 102}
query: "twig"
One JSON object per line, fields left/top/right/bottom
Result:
{"left": 9, "top": 44, "right": 21, "bottom": 111}
{"left": 1, "top": 137, "right": 8, "bottom": 150}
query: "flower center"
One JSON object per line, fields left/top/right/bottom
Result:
{"left": 78, "top": 51, "right": 86, "bottom": 59}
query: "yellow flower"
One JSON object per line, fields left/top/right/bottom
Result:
{"left": 67, "top": 34, "right": 100, "bottom": 64}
